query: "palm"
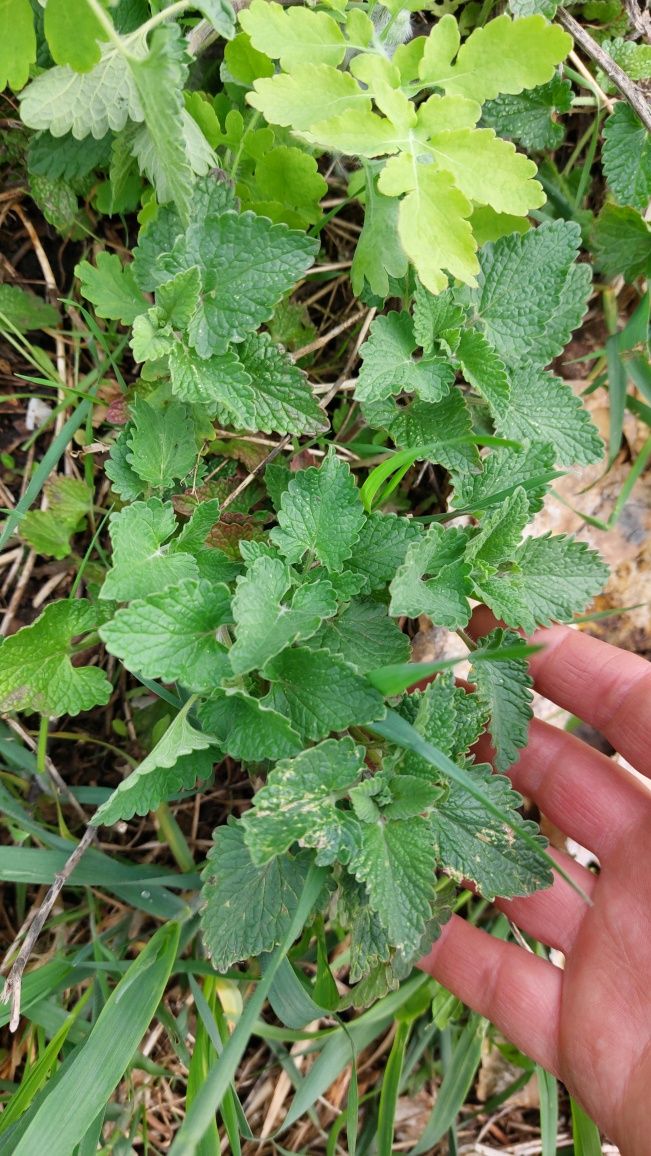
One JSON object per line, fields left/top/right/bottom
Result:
{"left": 420, "top": 622, "right": 651, "bottom": 1155}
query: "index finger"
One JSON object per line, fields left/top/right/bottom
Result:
{"left": 528, "top": 625, "right": 651, "bottom": 779}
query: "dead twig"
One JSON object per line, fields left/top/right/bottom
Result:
{"left": 558, "top": 9, "right": 651, "bottom": 132}
{"left": 0, "top": 826, "right": 97, "bottom": 1031}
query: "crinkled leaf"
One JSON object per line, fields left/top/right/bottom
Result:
{"left": 271, "top": 452, "right": 366, "bottom": 573}
{"left": 453, "top": 442, "right": 556, "bottom": 515}
{"left": 389, "top": 525, "right": 472, "bottom": 627}
{"left": 0, "top": 283, "right": 59, "bottom": 333}
{"left": 314, "top": 599, "right": 410, "bottom": 674}
{"left": 126, "top": 398, "right": 197, "bottom": 488}
{"left": 466, "top": 488, "right": 530, "bottom": 567}
{"left": 456, "top": 328, "right": 510, "bottom": 420}
{"left": 470, "top": 628, "right": 533, "bottom": 772}
{"left": 75, "top": 252, "right": 147, "bottom": 325}
{"left": 602, "top": 104, "right": 651, "bottom": 212}
{"left": 512, "top": 534, "right": 609, "bottom": 629}
{"left": 263, "top": 647, "right": 386, "bottom": 741}
{"left": 200, "top": 821, "right": 311, "bottom": 970}
{"left": 236, "top": 333, "right": 327, "bottom": 435}
{"left": 20, "top": 43, "right": 144, "bottom": 139}
{"left": 169, "top": 344, "right": 256, "bottom": 424}
{"left": 495, "top": 366, "right": 603, "bottom": 467}
{"left": 347, "top": 513, "right": 423, "bottom": 594}
{"left": 198, "top": 690, "right": 302, "bottom": 761}
{"left": 241, "top": 737, "right": 365, "bottom": 865}
{"left": 100, "top": 578, "right": 232, "bottom": 692}
{"left": 387, "top": 388, "right": 480, "bottom": 478}
{"left": 356, "top": 312, "right": 454, "bottom": 406}
{"left": 0, "top": 600, "right": 111, "bottom": 718}
{"left": 592, "top": 204, "right": 651, "bottom": 283}
{"left": 412, "top": 284, "right": 467, "bottom": 356}
{"left": 230, "top": 555, "right": 337, "bottom": 674}
{"left": 482, "top": 75, "right": 572, "bottom": 151}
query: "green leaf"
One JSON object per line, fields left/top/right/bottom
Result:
{"left": 346, "top": 513, "right": 423, "bottom": 595}
{"left": 11, "top": 923, "right": 180, "bottom": 1156}
{"left": 236, "top": 333, "right": 327, "bottom": 435}
{"left": 248, "top": 64, "right": 365, "bottom": 133}
{"left": 472, "top": 220, "right": 589, "bottom": 368}
{"left": 240, "top": 0, "right": 346, "bottom": 71}
{"left": 20, "top": 43, "right": 144, "bottom": 139}
{"left": 130, "top": 309, "right": 175, "bottom": 363}
{"left": 100, "top": 578, "right": 232, "bottom": 693}
{"left": 168, "top": 343, "right": 256, "bottom": 424}
{"left": 388, "top": 525, "right": 472, "bottom": 627}
{"left": 602, "top": 104, "right": 651, "bottom": 211}
{"left": 425, "top": 128, "right": 544, "bottom": 215}
{"left": 130, "top": 25, "right": 194, "bottom": 220}
{"left": 165, "top": 211, "right": 318, "bottom": 356}
{"left": 356, "top": 312, "right": 454, "bottom": 406}
{"left": 125, "top": 397, "right": 197, "bottom": 488}
{"left": 252, "top": 145, "right": 327, "bottom": 228}
{"left": 495, "top": 366, "right": 603, "bottom": 467}
{"left": 28, "top": 129, "right": 113, "bottom": 180}
{"left": 592, "top": 204, "right": 651, "bottom": 283}
{"left": 100, "top": 499, "right": 198, "bottom": 602}
{"left": 482, "top": 75, "right": 572, "bottom": 151}
{"left": 198, "top": 690, "right": 302, "bottom": 761}
{"left": 194, "top": 0, "right": 235, "bottom": 40}
{"left": 0, "top": 600, "right": 111, "bottom": 718}
{"left": 431, "top": 762, "right": 550, "bottom": 899}
{"left": 349, "top": 817, "right": 437, "bottom": 958}
{"left": 75, "top": 252, "right": 147, "bottom": 325}
{"left": 418, "top": 14, "right": 571, "bottom": 102}
{"left": 200, "top": 821, "right": 311, "bottom": 970}
{"left": 470, "top": 629, "right": 533, "bottom": 772}
{"left": 0, "top": 0, "right": 35, "bottom": 91}
{"left": 456, "top": 328, "right": 510, "bottom": 420}
{"left": 43, "top": 0, "right": 107, "bottom": 73}
{"left": 28, "top": 173, "right": 78, "bottom": 235}
{"left": 467, "top": 488, "right": 530, "bottom": 567}
{"left": 412, "top": 284, "right": 467, "bottom": 356}
{"left": 229, "top": 555, "right": 337, "bottom": 674}
{"left": 92, "top": 699, "right": 216, "bottom": 825}
{"left": 399, "top": 674, "right": 488, "bottom": 769}
{"left": 512, "top": 534, "right": 609, "bottom": 629}
{"left": 155, "top": 264, "right": 202, "bottom": 328}
{"left": 263, "top": 647, "right": 386, "bottom": 740}
{"left": 241, "top": 737, "right": 365, "bottom": 865}
{"left": 387, "top": 389, "right": 480, "bottom": 479}
{"left": 314, "top": 599, "right": 410, "bottom": 674}
{"left": 452, "top": 442, "right": 557, "bottom": 515}
{"left": 105, "top": 431, "right": 146, "bottom": 501}
{"left": 351, "top": 173, "right": 408, "bottom": 298}
{"left": 20, "top": 477, "right": 92, "bottom": 560}
{"left": 271, "top": 452, "right": 366, "bottom": 573}
{"left": 0, "top": 284, "right": 58, "bottom": 333}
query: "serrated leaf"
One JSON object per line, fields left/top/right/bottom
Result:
{"left": 0, "top": 0, "right": 35, "bottom": 91}
{"left": 100, "top": 499, "right": 198, "bottom": 602}
{"left": 105, "top": 431, "right": 146, "bottom": 501}
{"left": 230, "top": 555, "right": 337, "bottom": 674}
{"left": 467, "top": 487, "right": 530, "bottom": 567}
{"left": 472, "top": 220, "right": 588, "bottom": 369}
{"left": 426, "top": 128, "right": 544, "bottom": 215}
{"left": 44, "top": 0, "right": 107, "bottom": 73}
{"left": 389, "top": 525, "right": 472, "bottom": 626}
{"left": 125, "top": 398, "right": 197, "bottom": 488}
{"left": 412, "top": 284, "right": 467, "bottom": 356}
{"left": 29, "top": 173, "right": 78, "bottom": 235}
{"left": 263, "top": 647, "right": 385, "bottom": 740}
{"left": 399, "top": 675, "right": 489, "bottom": 773}
{"left": 418, "top": 14, "right": 571, "bottom": 102}
{"left": 0, "top": 288, "right": 58, "bottom": 343}
{"left": 198, "top": 690, "right": 302, "bottom": 761}
{"left": 75, "top": 252, "right": 147, "bottom": 325}
{"left": 20, "top": 42, "right": 144, "bottom": 139}
{"left": 495, "top": 366, "right": 603, "bottom": 467}
{"left": 165, "top": 211, "right": 317, "bottom": 356}
{"left": 241, "top": 737, "right": 365, "bottom": 865}
{"left": 592, "top": 204, "right": 651, "bottom": 283}
{"left": 100, "top": 578, "right": 232, "bottom": 693}
{"left": 92, "top": 699, "right": 217, "bottom": 825}
{"left": 20, "top": 477, "right": 92, "bottom": 559}
{"left": 452, "top": 442, "right": 556, "bottom": 515}
{"left": 356, "top": 312, "right": 454, "bottom": 406}
{"left": 130, "top": 309, "right": 174, "bottom": 363}
{"left": 314, "top": 599, "right": 410, "bottom": 674}
{"left": 602, "top": 104, "right": 651, "bottom": 212}
{"left": 28, "top": 130, "right": 113, "bottom": 182}
{"left": 0, "top": 600, "right": 111, "bottom": 718}
{"left": 482, "top": 75, "right": 572, "bottom": 151}
{"left": 432, "top": 761, "right": 552, "bottom": 898}
{"left": 130, "top": 25, "right": 194, "bottom": 220}
{"left": 346, "top": 513, "right": 423, "bottom": 594}
{"left": 168, "top": 344, "right": 255, "bottom": 424}
{"left": 200, "top": 821, "right": 311, "bottom": 971}
{"left": 240, "top": 0, "right": 345, "bottom": 71}
{"left": 470, "top": 628, "right": 533, "bottom": 772}
{"left": 236, "top": 333, "right": 327, "bottom": 435}
{"left": 248, "top": 63, "right": 365, "bottom": 133}
{"left": 270, "top": 452, "right": 366, "bottom": 573}
{"left": 386, "top": 386, "right": 480, "bottom": 479}
{"left": 456, "top": 328, "right": 510, "bottom": 419}
{"left": 512, "top": 534, "right": 609, "bottom": 629}
{"left": 349, "top": 816, "right": 437, "bottom": 957}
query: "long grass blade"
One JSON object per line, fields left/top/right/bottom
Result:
{"left": 537, "top": 1065, "right": 559, "bottom": 1156}
{"left": 571, "top": 1097, "right": 603, "bottom": 1155}
{"left": 410, "top": 1015, "right": 486, "bottom": 1154}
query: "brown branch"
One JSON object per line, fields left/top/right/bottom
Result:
{"left": 558, "top": 8, "right": 651, "bottom": 133}
{"left": 0, "top": 827, "right": 97, "bottom": 1032}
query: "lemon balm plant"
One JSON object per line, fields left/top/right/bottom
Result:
{"left": 0, "top": 0, "right": 612, "bottom": 1112}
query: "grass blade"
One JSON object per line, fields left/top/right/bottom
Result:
{"left": 571, "top": 1098, "right": 602, "bottom": 1155}
{"left": 12, "top": 922, "right": 180, "bottom": 1156}
{"left": 537, "top": 1066, "right": 558, "bottom": 1156}
{"left": 377, "top": 1019, "right": 410, "bottom": 1156}
{"left": 410, "top": 1015, "right": 486, "bottom": 1154}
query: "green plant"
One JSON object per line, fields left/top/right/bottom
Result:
{"left": 3, "top": 0, "right": 644, "bottom": 1146}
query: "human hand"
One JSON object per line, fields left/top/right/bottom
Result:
{"left": 418, "top": 621, "right": 651, "bottom": 1155}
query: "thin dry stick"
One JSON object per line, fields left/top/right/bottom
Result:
{"left": 292, "top": 308, "right": 366, "bottom": 360}
{"left": 558, "top": 8, "right": 651, "bottom": 132}
{"left": 0, "top": 826, "right": 96, "bottom": 1031}
{"left": 569, "top": 50, "right": 615, "bottom": 113}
